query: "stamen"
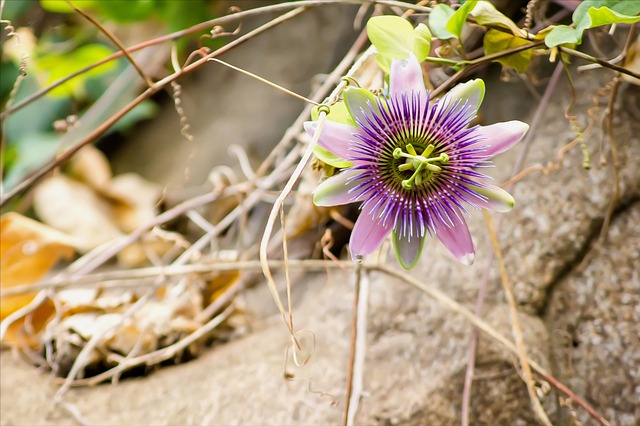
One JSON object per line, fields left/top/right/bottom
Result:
{"left": 405, "top": 144, "right": 418, "bottom": 156}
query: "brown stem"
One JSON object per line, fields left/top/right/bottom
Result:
{"left": 560, "top": 46, "right": 640, "bottom": 80}
{"left": 431, "top": 40, "right": 546, "bottom": 98}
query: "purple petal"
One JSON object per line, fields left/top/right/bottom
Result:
{"left": 313, "top": 169, "right": 362, "bottom": 207}
{"left": 474, "top": 121, "right": 529, "bottom": 157}
{"left": 392, "top": 231, "right": 425, "bottom": 269}
{"left": 350, "top": 207, "right": 392, "bottom": 258}
{"left": 304, "top": 120, "right": 359, "bottom": 161}
{"left": 434, "top": 212, "right": 475, "bottom": 265}
{"left": 389, "top": 54, "right": 427, "bottom": 98}
{"left": 463, "top": 182, "right": 515, "bottom": 213}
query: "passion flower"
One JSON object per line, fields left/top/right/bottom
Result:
{"left": 306, "top": 54, "right": 528, "bottom": 269}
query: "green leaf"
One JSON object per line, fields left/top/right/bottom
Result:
{"left": 446, "top": 0, "right": 478, "bottom": 39}
{"left": 544, "top": 26, "right": 581, "bottom": 47}
{"left": 93, "top": 0, "right": 156, "bottom": 22}
{"left": 429, "top": 4, "right": 456, "bottom": 39}
{"left": 36, "top": 44, "right": 117, "bottom": 97}
{"left": 40, "top": 0, "right": 92, "bottom": 13}
{"left": 3, "top": 74, "right": 70, "bottom": 141}
{"left": 2, "top": 133, "right": 61, "bottom": 191}
{"left": 413, "top": 23, "right": 432, "bottom": 61}
{"left": 484, "top": 29, "right": 533, "bottom": 73}
{"left": 470, "top": 1, "right": 527, "bottom": 37}
{"left": 545, "top": 3, "right": 640, "bottom": 48}
{"left": 367, "top": 16, "right": 415, "bottom": 72}
{"left": 573, "top": 0, "right": 640, "bottom": 25}
{"left": 584, "top": 5, "right": 640, "bottom": 27}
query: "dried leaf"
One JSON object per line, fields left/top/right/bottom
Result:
{"left": 0, "top": 212, "right": 76, "bottom": 318}
{"left": 0, "top": 213, "right": 76, "bottom": 347}
{"left": 33, "top": 175, "right": 123, "bottom": 251}
{"left": 66, "top": 145, "right": 112, "bottom": 191}
{"left": 102, "top": 173, "right": 161, "bottom": 233}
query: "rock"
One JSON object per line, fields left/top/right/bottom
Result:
{"left": 545, "top": 203, "right": 640, "bottom": 426}
{"left": 110, "top": 3, "right": 360, "bottom": 188}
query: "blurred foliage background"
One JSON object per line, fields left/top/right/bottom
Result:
{"left": 1, "top": 0, "right": 228, "bottom": 192}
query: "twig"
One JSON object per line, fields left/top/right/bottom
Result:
{"left": 484, "top": 211, "right": 551, "bottom": 426}
{"left": 258, "top": 45, "right": 375, "bottom": 339}
{"left": 371, "top": 264, "right": 610, "bottom": 426}
{"left": 64, "top": 0, "right": 154, "bottom": 87}
{"left": 598, "top": 76, "right": 621, "bottom": 244}
{"left": 67, "top": 304, "right": 235, "bottom": 387}
{"left": 254, "top": 27, "right": 370, "bottom": 181}
{"left": 0, "top": 260, "right": 353, "bottom": 298}
{"left": 208, "top": 58, "right": 320, "bottom": 106}
{"left": 431, "top": 40, "right": 546, "bottom": 98}
{"left": 344, "top": 264, "right": 368, "bottom": 426}
{"left": 598, "top": 24, "right": 635, "bottom": 242}
{"left": 560, "top": 46, "right": 640, "bottom": 81}
{"left": 460, "top": 264, "right": 492, "bottom": 426}
{"left": 54, "top": 288, "right": 156, "bottom": 400}
{"left": 57, "top": 399, "right": 92, "bottom": 426}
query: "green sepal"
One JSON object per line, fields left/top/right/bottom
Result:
{"left": 313, "top": 145, "right": 353, "bottom": 169}
{"left": 343, "top": 87, "right": 379, "bottom": 121}
{"left": 392, "top": 231, "right": 425, "bottom": 270}
{"left": 446, "top": 79, "right": 485, "bottom": 114}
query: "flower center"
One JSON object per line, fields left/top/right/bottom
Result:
{"left": 392, "top": 143, "right": 449, "bottom": 190}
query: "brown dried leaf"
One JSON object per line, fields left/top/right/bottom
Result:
{"left": 0, "top": 213, "right": 76, "bottom": 346}
{"left": 33, "top": 175, "right": 122, "bottom": 252}
{"left": 0, "top": 212, "right": 76, "bottom": 317}
{"left": 66, "top": 145, "right": 112, "bottom": 191}
{"left": 102, "top": 172, "right": 161, "bottom": 233}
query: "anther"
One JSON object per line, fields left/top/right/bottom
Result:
{"left": 422, "top": 144, "right": 435, "bottom": 157}
{"left": 405, "top": 144, "right": 418, "bottom": 156}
